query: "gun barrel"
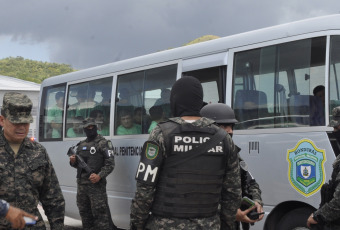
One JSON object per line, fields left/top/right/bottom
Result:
{"left": 76, "top": 155, "right": 93, "bottom": 174}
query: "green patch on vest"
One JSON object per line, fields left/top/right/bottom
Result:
{"left": 146, "top": 143, "right": 159, "bottom": 160}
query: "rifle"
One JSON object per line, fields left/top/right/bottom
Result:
{"left": 67, "top": 146, "right": 93, "bottom": 174}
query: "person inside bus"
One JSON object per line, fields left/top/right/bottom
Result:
{"left": 148, "top": 105, "right": 166, "bottom": 133}
{"left": 90, "top": 109, "right": 109, "bottom": 136}
{"left": 133, "top": 107, "right": 151, "bottom": 134}
{"left": 116, "top": 109, "right": 141, "bottom": 135}
{"left": 313, "top": 85, "right": 325, "bottom": 107}
{"left": 200, "top": 103, "right": 264, "bottom": 230}
{"left": 116, "top": 88, "right": 133, "bottom": 112}
{"left": 47, "top": 91, "right": 64, "bottom": 138}
{"left": 307, "top": 106, "right": 340, "bottom": 229}
{"left": 68, "top": 88, "right": 87, "bottom": 118}
{"left": 96, "top": 87, "right": 111, "bottom": 120}
{"left": 77, "top": 88, "right": 98, "bottom": 118}
{"left": 67, "top": 116, "right": 84, "bottom": 138}
{"left": 154, "top": 88, "right": 171, "bottom": 118}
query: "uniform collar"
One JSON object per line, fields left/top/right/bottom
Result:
{"left": 169, "top": 117, "right": 215, "bottom": 126}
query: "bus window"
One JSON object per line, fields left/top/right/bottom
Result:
{"left": 183, "top": 66, "right": 226, "bottom": 104}
{"left": 330, "top": 36, "right": 340, "bottom": 120}
{"left": 233, "top": 36, "right": 326, "bottom": 129}
{"left": 66, "top": 77, "right": 112, "bottom": 137}
{"left": 39, "top": 84, "right": 66, "bottom": 141}
{"left": 115, "top": 64, "right": 177, "bottom": 135}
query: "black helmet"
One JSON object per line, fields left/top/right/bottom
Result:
{"left": 200, "top": 103, "right": 238, "bottom": 124}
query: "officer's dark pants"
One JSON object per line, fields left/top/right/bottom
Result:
{"left": 77, "top": 182, "right": 115, "bottom": 230}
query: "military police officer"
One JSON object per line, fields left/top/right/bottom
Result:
{"left": 69, "top": 117, "right": 116, "bottom": 230}
{"left": 200, "top": 103, "right": 264, "bottom": 229}
{"left": 307, "top": 106, "right": 340, "bottom": 229}
{"left": 0, "top": 92, "right": 65, "bottom": 229}
{"left": 130, "top": 76, "right": 241, "bottom": 230}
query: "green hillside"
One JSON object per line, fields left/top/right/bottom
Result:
{"left": 0, "top": 56, "right": 76, "bottom": 83}
{"left": 183, "top": 35, "right": 220, "bottom": 46}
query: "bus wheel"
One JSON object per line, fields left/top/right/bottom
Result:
{"left": 276, "top": 207, "right": 312, "bottom": 230}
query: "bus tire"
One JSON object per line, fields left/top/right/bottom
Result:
{"left": 276, "top": 207, "right": 312, "bottom": 230}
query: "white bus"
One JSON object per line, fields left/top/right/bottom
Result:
{"left": 38, "top": 14, "right": 340, "bottom": 229}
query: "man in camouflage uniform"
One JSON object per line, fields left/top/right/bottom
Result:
{"left": 69, "top": 117, "right": 116, "bottom": 230}
{"left": 307, "top": 106, "right": 340, "bottom": 229}
{"left": 200, "top": 103, "right": 263, "bottom": 230}
{"left": 0, "top": 92, "right": 65, "bottom": 229}
{"left": 130, "top": 76, "right": 241, "bottom": 230}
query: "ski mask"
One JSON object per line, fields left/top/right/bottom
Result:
{"left": 82, "top": 118, "right": 98, "bottom": 140}
{"left": 84, "top": 126, "right": 98, "bottom": 140}
{"left": 170, "top": 76, "right": 203, "bottom": 117}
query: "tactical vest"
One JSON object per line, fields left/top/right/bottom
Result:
{"left": 77, "top": 136, "right": 107, "bottom": 178}
{"left": 151, "top": 121, "right": 228, "bottom": 218}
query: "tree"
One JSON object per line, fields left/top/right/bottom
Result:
{"left": 0, "top": 57, "right": 76, "bottom": 83}
{"left": 183, "top": 35, "right": 220, "bottom": 46}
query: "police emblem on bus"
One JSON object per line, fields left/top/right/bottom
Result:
{"left": 287, "top": 139, "right": 326, "bottom": 197}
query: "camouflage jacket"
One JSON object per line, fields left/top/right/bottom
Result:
{"left": 315, "top": 154, "right": 340, "bottom": 227}
{"left": 0, "top": 131, "right": 65, "bottom": 229}
{"left": 239, "top": 155, "right": 262, "bottom": 205}
{"left": 248, "top": 179, "right": 262, "bottom": 205}
{"left": 130, "top": 117, "right": 241, "bottom": 230}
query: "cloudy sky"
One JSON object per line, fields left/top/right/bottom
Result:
{"left": 0, "top": 0, "right": 339, "bottom": 69}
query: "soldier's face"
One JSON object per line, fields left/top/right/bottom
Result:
{"left": 218, "top": 124, "right": 234, "bottom": 138}
{"left": 0, "top": 116, "right": 29, "bottom": 143}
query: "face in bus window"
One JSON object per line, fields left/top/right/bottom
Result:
{"left": 55, "top": 92, "right": 64, "bottom": 109}
{"left": 313, "top": 85, "right": 325, "bottom": 107}
{"left": 76, "top": 91, "right": 86, "bottom": 103}
{"left": 121, "top": 114, "right": 133, "bottom": 129}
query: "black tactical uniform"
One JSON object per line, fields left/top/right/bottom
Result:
{"left": 130, "top": 76, "right": 241, "bottom": 230}
{"left": 70, "top": 118, "right": 116, "bottom": 230}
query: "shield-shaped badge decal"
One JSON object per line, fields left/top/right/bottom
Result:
{"left": 287, "top": 139, "right": 326, "bottom": 197}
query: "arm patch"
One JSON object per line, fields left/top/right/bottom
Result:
{"left": 103, "top": 140, "right": 115, "bottom": 158}
{"left": 135, "top": 141, "right": 163, "bottom": 186}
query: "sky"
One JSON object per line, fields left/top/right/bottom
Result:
{"left": 0, "top": 0, "right": 339, "bottom": 70}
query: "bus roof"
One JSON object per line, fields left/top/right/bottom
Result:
{"left": 42, "top": 14, "right": 340, "bottom": 86}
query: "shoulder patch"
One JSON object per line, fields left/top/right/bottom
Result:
{"left": 145, "top": 142, "right": 159, "bottom": 160}
{"left": 107, "top": 141, "right": 113, "bottom": 149}
{"left": 135, "top": 141, "right": 163, "bottom": 185}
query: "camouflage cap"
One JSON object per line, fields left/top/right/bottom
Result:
{"left": 329, "top": 106, "right": 340, "bottom": 127}
{"left": 1, "top": 92, "right": 33, "bottom": 124}
{"left": 82, "top": 117, "right": 97, "bottom": 128}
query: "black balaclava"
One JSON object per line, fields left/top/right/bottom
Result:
{"left": 84, "top": 126, "right": 98, "bottom": 141}
{"left": 170, "top": 76, "right": 203, "bottom": 117}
